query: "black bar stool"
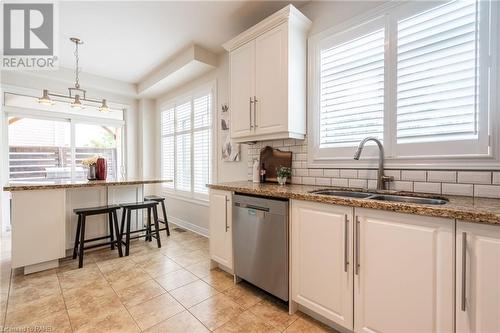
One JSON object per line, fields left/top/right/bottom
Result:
{"left": 119, "top": 201, "right": 161, "bottom": 256}
{"left": 73, "top": 205, "right": 122, "bottom": 268}
{"left": 144, "top": 195, "right": 171, "bottom": 237}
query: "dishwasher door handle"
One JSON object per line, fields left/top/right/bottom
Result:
{"left": 234, "top": 202, "right": 270, "bottom": 212}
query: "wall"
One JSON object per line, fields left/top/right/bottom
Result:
{"left": 151, "top": 53, "right": 248, "bottom": 236}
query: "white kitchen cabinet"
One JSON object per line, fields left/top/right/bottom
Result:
{"left": 354, "top": 208, "right": 454, "bottom": 333}
{"left": 224, "top": 5, "right": 311, "bottom": 142}
{"left": 291, "top": 200, "right": 354, "bottom": 330}
{"left": 456, "top": 221, "right": 500, "bottom": 333}
{"left": 209, "top": 190, "right": 233, "bottom": 270}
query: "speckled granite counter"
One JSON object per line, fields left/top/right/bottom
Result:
{"left": 3, "top": 179, "right": 172, "bottom": 191}
{"left": 208, "top": 181, "right": 500, "bottom": 225}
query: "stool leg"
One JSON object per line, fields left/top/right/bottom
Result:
{"left": 125, "top": 209, "right": 131, "bottom": 256}
{"left": 153, "top": 205, "right": 161, "bottom": 248}
{"left": 72, "top": 215, "right": 81, "bottom": 259}
{"left": 108, "top": 212, "right": 115, "bottom": 250}
{"left": 78, "top": 216, "right": 86, "bottom": 268}
{"left": 146, "top": 207, "right": 152, "bottom": 242}
{"left": 120, "top": 208, "right": 126, "bottom": 247}
{"left": 160, "top": 201, "right": 170, "bottom": 237}
{"left": 112, "top": 210, "right": 123, "bottom": 257}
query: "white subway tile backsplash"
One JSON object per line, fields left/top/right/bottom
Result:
{"left": 315, "top": 177, "right": 332, "bottom": 186}
{"left": 494, "top": 172, "right": 500, "bottom": 185}
{"left": 349, "top": 179, "right": 367, "bottom": 189}
{"left": 308, "top": 169, "right": 324, "bottom": 177}
{"left": 401, "top": 170, "right": 427, "bottom": 181}
{"left": 324, "top": 169, "right": 340, "bottom": 177}
{"left": 458, "top": 171, "right": 492, "bottom": 184}
{"left": 295, "top": 153, "right": 307, "bottom": 161}
{"left": 427, "top": 171, "right": 456, "bottom": 183}
{"left": 295, "top": 169, "right": 308, "bottom": 177}
{"left": 442, "top": 183, "right": 474, "bottom": 196}
{"left": 291, "top": 176, "right": 302, "bottom": 184}
{"left": 302, "top": 177, "right": 316, "bottom": 185}
{"left": 385, "top": 170, "right": 401, "bottom": 180}
{"left": 331, "top": 178, "right": 349, "bottom": 187}
{"left": 474, "top": 185, "right": 500, "bottom": 198}
{"left": 340, "top": 169, "right": 357, "bottom": 178}
{"left": 358, "top": 169, "right": 378, "bottom": 180}
{"left": 390, "top": 181, "right": 413, "bottom": 192}
{"left": 413, "top": 182, "right": 441, "bottom": 194}
{"left": 367, "top": 180, "right": 378, "bottom": 190}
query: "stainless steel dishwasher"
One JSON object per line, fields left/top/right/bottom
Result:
{"left": 232, "top": 194, "right": 289, "bottom": 301}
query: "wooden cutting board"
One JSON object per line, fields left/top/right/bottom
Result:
{"left": 259, "top": 146, "right": 292, "bottom": 183}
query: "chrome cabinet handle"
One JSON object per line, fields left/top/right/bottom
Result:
{"left": 253, "top": 96, "right": 258, "bottom": 128}
{"left": 461, "top": 232, "right": 467, "bottom": 311}
{"left": 344, "top": 214, "right": 349, "bottom": 273}
{"left": 225, "top": 196, "right": 229, "bottom": 232}
{"left": 355, "top": 216, "right": 360, "bottom": 275}
{"left": 249, "top": 97, "right": 254, "bottom": 129}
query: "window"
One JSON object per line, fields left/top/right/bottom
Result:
{"left": 160, "top": 86, "right": 213, "bottom": 199}
{"left": 309, "top": 0, "right": 498, "bottom": 168}
{"left": 4, "top": 92, "right": 125, "bottom": 182}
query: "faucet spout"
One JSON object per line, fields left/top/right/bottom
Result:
{"left": 353, "top": 137, "right": 392, "bottom": 190}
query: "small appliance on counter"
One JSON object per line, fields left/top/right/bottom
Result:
{"left": 259, "top": 146, "right": 292, "bottom": 183}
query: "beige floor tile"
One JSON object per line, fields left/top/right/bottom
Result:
{"left": 100, "top": 259, "right": 150, "bottom": 291}
{"left": 249, "top": 299, "right": 298, "bottom": 331}
{"left": 62, "top": 278, "right": 115, "bottom": 309}
{"left": 214, "top": 310, "right": 280, "bottom": 333}
{"left": 190, "top": 293, "right": 244, "bottom": 331}
{"left": 224, "top": 282, "right": 265, "bottom": 309}
{"left": 185, "top": 260, "right": 212, "bottom": 278}
{"left": 10, "top": 269, "right": 57, "bottom": 289}
{"left": 162, "top": 245, "right": 197, "bottom": 259}
{"left": 9, "top": 273, "right": 61, "bottom": 304}
{"left": 129, "top": 252, "right": 165, "bottom": 265}
{"left": 25, "top": 309, "right": 72, "bottom": 333}
{"left": 202, "top": 268, "right": 235, "bottom": 292}
{"left": 140, "top": 256, "right": 183, "bottom": 278}
{"left": 74, "top": 307, "right": 140, "bottom": 333}
{"left": 283, "top": 314, "right": 340, "bottom": 333}
{"left": 170, "top": 249, "right": 209, "bottom": 267}
{"left": 5, "top": 293, "right": 66, "bottom": 327}
{"left": 58, "top": 265, "right": 106, "bottom": 291}
{"left": 127, "top": 293, "right": 184, "bottom": 330}
{"left": 115, "top": 278, "right": 166, "bottom": 308}
{"left": 154, "top": 269, "right": 198, "bottom": 291}
{"left": 143, "top": 310, "right": 209, "bottom": 333}
{"left": 87, "top": 248, "right": 124, "bottom": 263}
{"left": 169, "top": 279, "right": 219, "bottom": 308}
{"left": 95, "top": 256, "right": 133, "bottom": 275}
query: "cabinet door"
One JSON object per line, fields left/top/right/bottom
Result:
{"left": 456, "top": 221, "right": 500, "bottom": 333}
{"left": 354, "top": 209, "right": 453, "bottom": 333}
{"left": 291, "top": 200, "right": 354, "bottom": 330}
{"left": 229, "top": 41, "right": 255, "bottom": 138}
{"left": 254, "top": 24, "right": 288, "bottom": 135}
{"left": 209, "top": 190, "right": 233, "bottom": 269}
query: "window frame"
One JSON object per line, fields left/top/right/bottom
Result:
{"left": 308, "top": 0, "right": 500, "bottom": 170}
{"left": 159, "top": 82, "right": 215, "bottom": 202}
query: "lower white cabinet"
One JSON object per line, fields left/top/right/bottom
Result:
{"left": 354, "top": 208, "right": 454, "bottom": 333}
{"left": 456, "top": 221, "right": 500, "bottom": 333}
{"left": 209, "top": 190, "right": 233, "bottom": 270}
{"left": 291, "top": 200, "right": 354, "bottom": 330}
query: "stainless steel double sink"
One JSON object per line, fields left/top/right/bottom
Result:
{"left": 309, "top": 189, "right": 448, "bottom": 205}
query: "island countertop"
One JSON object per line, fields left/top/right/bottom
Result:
{"left": 208, "top": 181, "right": 500, "bottom": 225}
{"left": 3, "top": 179, "right": 172, "bottom": 191}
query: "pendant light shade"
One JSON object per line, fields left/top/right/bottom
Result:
{"left": 38, "top": 90, "right": 54, "bottom": 105}
{"left": 99, "top": 99, "right": 109, "bottom": 112}
{"left": 71, "top": 94, "right": 83, "bottom": 109}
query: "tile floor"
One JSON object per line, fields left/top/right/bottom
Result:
{"left": 0, "top": 228, "right": 338, "bottom": 332}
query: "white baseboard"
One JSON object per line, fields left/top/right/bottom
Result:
{"left": 168, "top": 215, "right": 209, "bottom": 238}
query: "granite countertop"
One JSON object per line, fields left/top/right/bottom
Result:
{"left": 3, "top": 179, "right": 172, "bottom": 191}
{"left": 208, "top": 181, "right": 500, "bottom": 225}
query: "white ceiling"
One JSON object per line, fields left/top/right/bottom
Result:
{"left": 58, "top": 1, "right": 307, "bottom": 84}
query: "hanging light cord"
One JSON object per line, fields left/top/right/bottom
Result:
{"left": 74, "top": 40, "right": 80, "bottom": 89}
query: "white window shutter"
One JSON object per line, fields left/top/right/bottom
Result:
{"left": 193, "top": 94, "right": 212, "bottom": 194}
{"left": 319, "top": 28, "right": 385, "bottom": 148}
{"left": 397, "top": 0, "right": 480, "bottom": 144}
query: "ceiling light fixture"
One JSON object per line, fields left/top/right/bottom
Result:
{"left": 38, "top": 37, "right": 110, "bottom": 112}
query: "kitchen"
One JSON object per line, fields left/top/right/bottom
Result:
{"left": 1, "top": 1, "right": 499, "bottom": 332}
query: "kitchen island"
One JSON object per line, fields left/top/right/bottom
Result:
{"left": 3, "top": 179, "right": 171, "bottom": 273}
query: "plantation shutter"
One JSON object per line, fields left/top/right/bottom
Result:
{"left": 193, "top": 94, "right": 212, "bottom": 194}
{"left": 175, "top": 101, "right": 192, "bottom": 192}
{"left": 397, "top": 0, "right": 480, "bottom": 143}
{"left": 161, "top": 108, "right": 174, "bottom": 189}
{"left": 319, "top": 28, "right": 385, "bottom": 148}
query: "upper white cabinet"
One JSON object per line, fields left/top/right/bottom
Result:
{"left": 223, "top": 5, "right": 311, "bottom": 142}
{"left": 354, "top": 208, "right": 454, "bottom": 333}
{"left": 209, "top": 189, "right": 233, "bottom": 270}
{"left": 456, "top": 221, "right": 500, "bottom": 333}
{"left": 291, "top": 200, "right": 354, "bottom": 330}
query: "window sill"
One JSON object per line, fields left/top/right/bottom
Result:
{"left": 161, "top": 190, "right": 209, "bottom": 207}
